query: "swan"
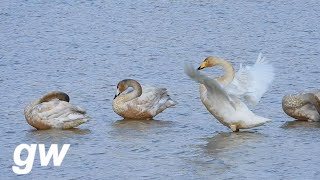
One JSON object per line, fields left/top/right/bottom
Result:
{"left": 282, "top": 91, "right": 320, "bottom": 121}
{"left": 197, "top": 53, "right": 275, "bottom": 107}
{"left": 24, "top": 91, "right": 89, "bottom": 130}
{"left": 185, "top": 65, "right": 271, "bottom": 131}
{"left": 112, "top": 79, "right": 177, "bottom": 120}
{"left": 185, "top": 57, "right": 273, "bottom": 132}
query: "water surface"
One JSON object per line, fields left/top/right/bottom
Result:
{"left": 1, "top": 0, "right": 320, "bottom": 179}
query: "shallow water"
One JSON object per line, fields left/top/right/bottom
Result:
{"left": 1, "top": 0, "right": 320, "bottom": 179}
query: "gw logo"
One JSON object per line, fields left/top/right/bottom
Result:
{"left": 12, "top": 144, "right": 70, "bottom": 175}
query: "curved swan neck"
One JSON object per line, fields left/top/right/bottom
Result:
{"left": 121, "top": 80, "right": 142, "bottom": 102}
{"left": 39, "top": 91, "right": 70, "bottom": 104}
{"left": 214, "top": 58, "right": 235, "bottom": 86}
{"left": 24, "top": 91, "right": 70, "bottom": 114}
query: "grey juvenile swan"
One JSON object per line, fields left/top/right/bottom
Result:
{"left": 282, "top": 91, "right": 320, "bottom": 121}
{"left": 112, "top": 79, "right": 177, "bottom": 120}
{"left": 24, "top": 91, "right": 89, "bottom": 130}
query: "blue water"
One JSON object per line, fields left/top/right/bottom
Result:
{"left": 1, "top": 0, "right": 320, "bottom": 179}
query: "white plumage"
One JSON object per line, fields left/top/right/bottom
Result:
{"left": 226, "top": 53, "right": 275, "bottom": 107}
{"left": 187, "top": 53, "right": 274, "bottom": 131}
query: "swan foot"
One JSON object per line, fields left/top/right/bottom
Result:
{"left": 230, "top": 125, "right": 239, "bottom": 132}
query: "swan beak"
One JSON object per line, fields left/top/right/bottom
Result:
{"left": 114, "top": 89, "right": 121, "bottom": 99}
{"left": 197, "top": 66, "right": 204, "bottom": 70}
{"left": 114, "top": 93, "right": 120, "bottom": 99}
{"left": 198, "top": 63, "right": 206, "bottom": 70}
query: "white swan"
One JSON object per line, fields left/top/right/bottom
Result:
{"left": 112, "top": 79, "right": 177, "bottom": 120}
{"left": 24, "top": 91, "right": 89, "bottom": 130}
{"left": 185, "top": 63, "right": 272, "bottom": 132}
{"left": 282, "top": 91, "right": 320, "bottom": 121}
{"left": 198, "top": 53, "right": 275, "bottom": 107}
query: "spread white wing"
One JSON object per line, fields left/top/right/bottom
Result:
{"left": 184, "top": 64, "right": 236, "bottom": 110}
{"left": 184, "top": 63, "right": 271, "bottom": 130}
{"left": 226, "top": 53, "right": 275, "bottom": 107}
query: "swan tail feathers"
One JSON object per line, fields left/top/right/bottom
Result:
{"left": 159, "top": 88, "right": 177, "bottom": 108}
{"left": 166, "top": 99, "right": 177, "bottom": 107}
{"left": 71, "top": 105, "right": 87, "bottom": 114}
{"left": 252, "top": 115, "right": 271, "bottom": 127}
{"left": 61, "top": 117, "right": 89, "bottom": 129}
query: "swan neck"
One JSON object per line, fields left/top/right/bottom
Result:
{"left": 39, "top": 91, "right": 70, "bottom": 103}
{"left": 122, "top": 80, "right": 142, "bottom": 102}
{"left": 215, "top": 59, "right": 235, "bottom": 86}
{"left": 25, "top": 91, "right": 70, "bottom": 113}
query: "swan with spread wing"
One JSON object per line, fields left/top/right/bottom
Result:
{"left": 185, "top": 53, "right": 274, "bottom": 131}
{"left": 112, "top": 79, "right": 177, "bottom": 120}
{"left": 197, "top": 53, "right": 275, "bottom": 107}
{"left": 24, "top": 91, "right": 89, "bottom": 130}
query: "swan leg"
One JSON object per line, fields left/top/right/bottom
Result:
{"left": 230, "top": 125, "right": 239, "bottom": 132}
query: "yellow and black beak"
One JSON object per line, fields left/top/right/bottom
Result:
{"left": 197, "top": 62, "right": 206, "bottom": 70}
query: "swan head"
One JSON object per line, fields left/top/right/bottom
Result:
{"left": 114, "top": 80, "right": 129, "bottom": 99}
{"left": 197, "top": 56, "right": 220, "bottom": 70}
{"left": 39, "top": 91, "right": 70, "bottom": 103}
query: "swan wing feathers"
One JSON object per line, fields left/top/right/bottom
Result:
{"left": 127, "top": 85, "right": 176, "bottom": 115}
{"left": 33, "top": 99, "right": 89, "bottom": 127}
{"left": 184, "top": 64, "right": 236, "bottom": 110}
{"left": 227, "top": 53, "right": 275, "bottom": 107}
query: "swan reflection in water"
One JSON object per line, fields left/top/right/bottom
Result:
{"left": 111, "top": 119, "right": 174, "bottom": 138}
{"left": 191, "top": 132, "right": 266, "bottom": 176}
{"left": 26, "top": 128, "right": 91, "bottom": 143}
{"left": 203, "top": 132, "right": 266, "bottom": 154}
{"left": 112, "top": 119, "right": 174, "bottom": 131}
{"left": 282, "top": 120, "right": 320, "bottom": 129}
